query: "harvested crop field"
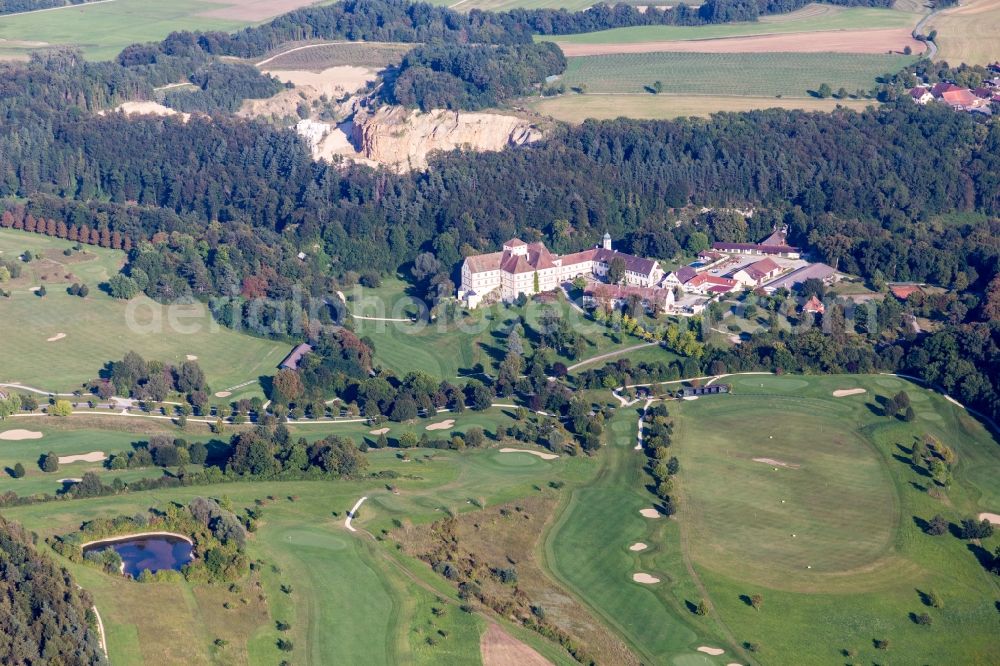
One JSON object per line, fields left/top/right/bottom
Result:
{"left": 480, "top": 623, "right": 551, "bottom": 666}
{"left": 197, "top": 0, "right": 323, "bottom": 21}
{"left": 554, "top": 28, "right": 924, "bottom": 56}
{"left": 926, "top": 0, "right": 1000, "bottom": 65}
{"left": 257, "top": 41, "right": 414, "bottom": 70}
{"left": 557, "top": 52, "right": 917, "bottom": 97}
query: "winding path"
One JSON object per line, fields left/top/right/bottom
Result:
{"left": 344, "top": 496, "right": 367, "bottom": 532}
{"left": 567, "top": 342, "right": 658, "bottom": 373}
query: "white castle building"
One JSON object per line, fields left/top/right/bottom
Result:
{"left": 457, "top": 233, "right": 664, "bottom": 308}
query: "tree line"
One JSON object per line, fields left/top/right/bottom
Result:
{"left": 0, "top": 0, "right": 89, "bottom": 14}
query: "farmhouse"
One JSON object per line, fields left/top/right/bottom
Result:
{"left": 458, "top": 233, "right": 664, "bottom": 308}
{"left": 730, "top": 257, "right": 782, "bottom": 288}
{"left": 909, "top": 87, "right": 934, "bottom": 104}
{"left": 279, "top": 343, "right": 312, "bottom": 370}
{"left": 803, "top": 294, "right": 825, "bottom": 315}
{"left": 710, "top": 242, "right": 801, "bottom": 259}
{"left": 583, "top": 283, "right": 675, "bottom": 312}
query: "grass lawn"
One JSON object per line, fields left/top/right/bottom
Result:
{"left": 258, "top": 41, "right": 414, "bottom": 70}
{"left": 670, "top": 374, "right": 1000, "bottom": 663}
{"left": 0, "top": 229, "right": 289, "bottom": 394}
{"left": 555, "top": 52, "right": 917, "bottom": 97}
{"left": 539, "top": 6, "right": 919, "bottom": 45}
{"left": 528, "top": 93, "right": 875, "bottom": 122}
{"left": 3, "top": 442, "right": 596, "bottom": 664}
{"left": 345, "top": 277, "right": 657, "bottom": 379}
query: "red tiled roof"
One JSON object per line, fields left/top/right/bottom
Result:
{"left": 749, "top": 258, "right": 781, "bottom": 274}
{"left": 941, "top": 89, "right": 979, "bottom": 107}
{"left": 931, "top": 82, "right": 963, "bottom": 97}
{"left": 803, "top": 295, "right": 825, "bottom": 313}
{"left": 909, "top": 87, "right": 930, "bottom": 98}
{"left": 687, "top": 274, "right": 737, "bottom": 290}
{"left": 973, "top": 87, "right": 993, "bottom": 99}
{"left": 592, "top": 248, "right": 659, "bottom": 275}
{"left": 504, "top": 238, "right": 526, "bottom": 247}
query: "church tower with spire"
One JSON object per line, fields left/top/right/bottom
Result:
{"left": 602, "top": 231, "right": 612, "bottom": 250}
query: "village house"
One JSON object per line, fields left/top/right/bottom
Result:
{"left": 802, "top": 294, "right": 825, "bottom": 315}
{"left": 457, "top": 233, "right": 664, "bottom": 308}
{"left": 582, "top": 283, "right": 675, "bottom": 312}
{"left": 909, "top": 87, "right": 934, "bottom": 104}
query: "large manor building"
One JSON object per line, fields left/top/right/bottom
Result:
{"left": 458, "top": 233, "right": 664, "bottom": 308}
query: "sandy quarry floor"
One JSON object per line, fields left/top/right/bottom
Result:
{"left": 832, "top": 388, "right": 867, "bottom": 397}
{"left": 555, "top": 28, "right": 924, "bottom": 56}
{"left": 753, "top": 457, "right": 801, "bottom": 469}
{"left": 498, "top": 448, "right": 559, "bottom": 460}
{"left": 0, "top": 429, "right": 43, "bottom": 441}
{"left": 369, "top": 427, "right": 390, "bottom": 435}
{"left": 263, "top": 66, "right": 378, "bottom": 98}
{"left": 640, "top": 508, "right": 661, "bottom": 518}
{"left": 632, "top": 573, "right": 660, "bottom": 584}
{"left": 697, "top": 646, "right": 725, "bottom": 656}
{"left": 46, "top": 332, "right": 66, "bottom": 342}
{"left": 58, "top": 451, "right": 106, "bottom": 464}
{"left": 425, "top": 419, "right": 456, "bottom": 431}
{"left": 480, "top": 623, "right": 551, "bottom": 666}
{"left": 114, "top": 101, "right": 190, "bottom": 121}
{"left": 629, "top": 542, "right": 648, "bottom": 551}
{"left": 978, "top": 512, "right": 1000, "bottom": 525}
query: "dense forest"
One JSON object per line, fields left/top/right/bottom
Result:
{"left": 385, "top": 42, "right": 565, "bottom": 110}
{"left": 0, "top": 516, "right": 105, "bottom": 664}
{"left": 0, "top": 0, "right": 88, "bottom": 14}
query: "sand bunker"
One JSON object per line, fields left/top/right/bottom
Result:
{"left": 978, "top": 513, "right": 1000, "bottom": 525}
{"left": 57, "top": 478, "right": 82, "bottom": 484}
{"left": 498, "top": 448, "right": 559, "bottom": 460}
{"left": 214, "top": 391, "right": 232, "bottom": 398}
{"left": 753, "top": 457, "right": 800, "bottom": 469}
{"left": 632, "top": 573, "right": 660, "bottom": 584}
{"left": 629, "top": 542, "right": 648, "bottom": 551}
{"left": 58, "top": 451, "right": 106, "bottom": 464}
{"left": 832, "top": 388, "right": 866, "bottom": 397}
{"left": 555, "top": 28, "right": 924, "bottom": 56}
{"left": 0, "top": 430, "right": 43, "bottom": 441}
{"left": 369, "top": 427, "right": 390, "bottom": 435}
{"left": 640, "top": 508, "right": 661, "bottom": 518}
{"left": 682, "top": 396, "right": 699, "bottom": 401}
{"left": 425, "top": 419, "right": 455, "bottom": 431}
{"left": 46, "top": 333, "right": 66, "bottom": 342}
{"left": 264, "top": 66, "right": 377, "bottom": 97}
{"left": 185, "top": 354, "right": 198, "bottom": 361}
{"left": 697, "top": 647, "right": 725, "bottom": 656}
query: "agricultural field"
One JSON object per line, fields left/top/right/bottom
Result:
{"left": 529, "top": 93, "right": 874, "bottom": 122}
{"left": 0, "top": 0, "right": 329, "bottom": 61}
{"left": 426, "top": 0, "right": 595, "bottom": 11}
{"left": 0, "top": 229, "right": 288, "bottom": 394}
{"left": 256, "top": 41, "right": 414, "bottom": 70}
{"left": 925, "top": 0, "right": 1000, "bottom": 65}
{"left": 554, "top": 52, "right": 917, "bottom": 97}
{"left": 540, "top": 5, "right": 920, "bottom": 46}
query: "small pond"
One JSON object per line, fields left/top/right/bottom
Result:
{"left": 83, "top": 534, "right": 193, "bottom": 578}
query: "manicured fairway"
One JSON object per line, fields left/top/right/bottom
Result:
{"left": 670, "top": 374, "right": 1000, "bottom": 664}
{"left": 0, "top": 229, "right": 289, "bottom": 393}
{"left": 556, "top": 52, "right": 917, "bottom": 97}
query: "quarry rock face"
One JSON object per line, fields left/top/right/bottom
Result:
{"left": 346, "top": 105, "right": 543, "bottom": 171}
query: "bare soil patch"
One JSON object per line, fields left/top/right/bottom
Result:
{"left": 498, "top": 448, "right": 559, "bottom": 460}
{"left": 480, "top": 623, "right": 551, "bottom": 666}
{"left": 639, "top": 508, "right": 661, "bottom": 518}
{"left": 832, "top": 388, "right": 866, "bottom": 397}
{"left": 555, "top": 28, "right": 924, "bottom": 56}
{"left": 0, "top": 429, "right": 43, "bottom": 441}
{"left": 58, "top": 451, "right": 106, "bottom": 464}
{"left": 753, "top": 457, "right": 800, "bottom": 469}
{"left": 114, "top": 101, "right": 190, "bottom": 121}
{"left": 263, "top": 66, "right": 377, "bottom": 97}
{"left": 632, "top": 572, "right": 660, "bottom": 584}
{"left": 425, "top": 419, "right": 455, "bottom": 431}
{"left": 46, "top": 333, "right": 66, "bottom": 342}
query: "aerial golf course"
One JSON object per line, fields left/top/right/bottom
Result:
{"left": 0, "top": 372, "right": 996, "bottom": 664}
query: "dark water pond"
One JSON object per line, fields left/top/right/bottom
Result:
{"left": 83, "top": 534, "right": 193, "bottom": 577}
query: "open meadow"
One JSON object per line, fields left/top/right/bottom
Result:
{"left": 255, "top": 41, "right": 414, "bottom": 70}
{"left": 0, "top": 229, "right": 288, "bottom": 394}
{"left": 0, "top": 0, "right": 328, "bottom": 61}
{"left": 553, "top": 51, "right": 917, "bottom": 97}
{"left": 926, "top": 0, "right": 1000, "bottom": 65}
